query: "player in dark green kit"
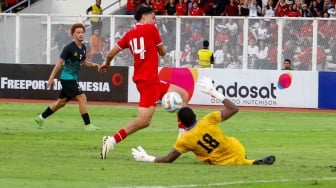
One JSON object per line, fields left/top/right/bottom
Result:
{"left": 35, "top": 23, "right": 100, "bottom": 131}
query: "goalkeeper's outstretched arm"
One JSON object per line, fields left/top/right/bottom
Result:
{"left": 220, "top": 97, "right": 239, "bottom": 122}
{"left": 153, "top": 149, "right": 181, "bottom": 163}
{"left": 132, "top": 146, "right": 181, "bottom": 163}
{"left": 198, "top": 77, "right": 238, "bottom": 122}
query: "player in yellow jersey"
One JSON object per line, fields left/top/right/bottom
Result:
{"left": 131, "top": 77, "right": 275, "bottom": 165}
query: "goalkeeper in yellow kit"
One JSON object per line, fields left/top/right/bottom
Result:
{"left": 131, "top": 77, "right": 275, "bottom": 166}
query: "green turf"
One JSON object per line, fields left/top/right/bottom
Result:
{"left": 0, "top": 101, "right": 335, "bottom": 188}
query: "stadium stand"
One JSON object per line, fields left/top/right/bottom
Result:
{"left": 1, "top": 0, "right": 336, "bottom": 71}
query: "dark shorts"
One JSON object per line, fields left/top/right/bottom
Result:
{"left": 59, "top": 80, "right": 83, "bottom": 101}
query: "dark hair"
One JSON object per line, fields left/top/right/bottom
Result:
{"left": 178, "top": 107, "right": 196, "bottom": 127}
{"left": 70, "top": 23, "right": 85, "bottom": 35}
{"left": 203, "top": 40, "right": 209, "bottom": 48}
{"left": 284, "top": 58, "right": 291, "bottom": 64}
{"left": 134, "top": 4, "right": 153, "bottom": 21}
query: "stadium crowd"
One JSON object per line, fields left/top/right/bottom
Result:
{"left": 0, "top": 0, "right": 39, "bottom": 13}
{"left": 115, "top": 0, "right": 336, "bottom": 70}
{"left": 125, "top": 0, "right": 336, "bottom": 18}
{"left": 3, "top": 0, "right": 334, "bottom": 70}
{"left": 1, "top": 0, "right": 335, "bottom": 17}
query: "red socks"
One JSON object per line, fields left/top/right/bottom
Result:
{"left": 177, "top": 118, "right": 187, "bottom": 137}
{"left": 178, "top": 118, "right": 187, "bottom": 130}
{"left": 113, "top": 129, "right": 128, "bottom": 143}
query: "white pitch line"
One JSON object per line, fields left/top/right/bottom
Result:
{"left": 115, "top": 177, "right": 336, "bottom": 188}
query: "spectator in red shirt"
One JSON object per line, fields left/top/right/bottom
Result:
{"left": 301, "top": 20, "right": 313, "bottom": 39}
{"left": 4, "top": 0, "right": 18, "bottom": 12}
{"left": 188, "top": 2, "right": 205, "bottom": 31}
{"left": 188, "top": 1, "right": 205, "bottom": 16}
{"left": 215, "top": 28, "right": 231, "bottom": 49}
{"left": 189, "top": 27, "right": 204, "bottom": 46}
{"left": 205, "top": 0, "right": 221, "bottom": 16}
{"left": 175, "top": 0, "right": 187, "bottom": 15}
{"left": 317, "top": 46, "right": 327, "bottom": 69}
{"left": 267, "top": 42, "right": 278, "bottom": 70}
{"left": 180, "top": 44, "right": 194, "bottom": 67}
{"left": 275, "top": 0, "right": 289, "bottom": 16}
{"left": 181, "top": 20, "right": 192, "bottom": 40}
{"left": 267, "top": 19, "right": 278, "bottom": 41}
{"left": 283, "top": 20, "right": 300, "bottom": 42}
{"left": 296, "top": 40, "right": 312, "bottom": 70}
{"left": 100, "top": 4, "right": 190, "bottom": 160}
{"left": 318, "top": 20, "right": 335, "bottom": 44}
{"left": 331, "top": 0, "right": 336, "bottom": 6}
{"left": 238, "top": 31, "right": 255, "bottom": 45}
{"left": 126, "top": 0, "right": 140, "bottom": 15}
{"left": 223, "top": 0, "right": 239, "bottom": 16}
{"left": 287, "top": 3, "right": 301, "bottom": 17}
{"left": 152, "top": 0, "right": 166, "bottom": 15}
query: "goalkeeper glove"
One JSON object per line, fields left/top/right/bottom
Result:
{"left": 198, "top": 77, "right": 225, "bottom": 101}
{"left": 131, "top": 146, "right": 156, "bottom": 162}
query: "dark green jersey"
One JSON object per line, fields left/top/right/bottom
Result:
{"left": 60, "top": 41, "right": 86, "bottom": 81}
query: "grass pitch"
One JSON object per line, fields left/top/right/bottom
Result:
{"left": 0, "top": 101, "right": 335, "bottom": 188}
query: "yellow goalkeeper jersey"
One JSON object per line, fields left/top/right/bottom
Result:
{"left": 174, "top": 111, "right": 254, "bottom": 165}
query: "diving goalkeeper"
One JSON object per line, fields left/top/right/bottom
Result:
{"left": 131, "top": 77, "right": 276, "bottom": 165}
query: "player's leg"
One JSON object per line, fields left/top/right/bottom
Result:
{"left": 34, "top": 90, "right": 68, "bottom": 127}
{"left": 101, "top": 80, "right": 159, "bottom": 159}
{"left": 101, "top": 106, "right": 156, "bottom": 159}
{"left": 230, "top": 137, "right": 254, "bottom": 165}
{"left": 229, "top": 138, "right": 275, "bottom": 165}
{"left": 63, "top": 80, "right": 100, "bottom": 131}
{"left": 75, "top": 93, "right": 100, "bottom": 131}
{"left": 124, "top": 106, "right": 156, "bottom": 134}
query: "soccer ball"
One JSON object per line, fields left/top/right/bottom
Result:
{"left": 161, "top": 92, "right": 183, "bottom": 112}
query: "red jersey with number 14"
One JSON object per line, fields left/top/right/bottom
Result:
{"left": 117, "top": 23, "right": 163, "bottom": 82}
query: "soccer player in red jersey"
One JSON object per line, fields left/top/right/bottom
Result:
{"left": 99, "top": 4, "right": 189, "bottom": 159}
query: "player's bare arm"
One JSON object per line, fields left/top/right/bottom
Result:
{"left": 99, "top": 46, "right": 121, "bottom": 73}
{"left": 220, "top": 99, "right": 239, "bottom": 122}
{"left": 47, "top": 58, "right": 63, "bottom": 89}
{"left": 198, "top": 77, "right": 238, "bottom": 121}
{"left": 82, "top": 60, "right": 100, "bottom": 70}
{"left": 157, "top": 44, "right": 166, "bottom": 57}
{"left": 131, "top": 146, "right": 181, "bottom": 163}
{"left": 154, "top": 149, "right": 181, "bottom": 163}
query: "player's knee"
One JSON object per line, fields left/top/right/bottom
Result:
{"left": 55, "top": 101, "right": 66, "bottom": 108}
{"left": 76, "top": 94, "right": 87, "bottom": 102}
{"left": 182, "top": 93, "right": 189, "bottom": 105}
{"left": 137, "top": 118, "right": 151, "bottom": 128}
{"left": 178, "top": 90, "right": 189, "bottom": 106}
